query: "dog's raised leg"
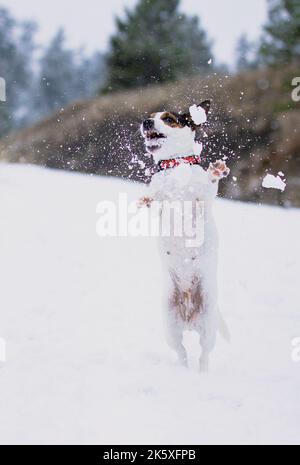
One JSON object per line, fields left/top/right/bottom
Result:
{"left": 207, "top": 160, "right": 230, "bottom": 182}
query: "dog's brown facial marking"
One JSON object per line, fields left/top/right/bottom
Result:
{"left": 141, "top": 101, "right": 211, "bottom": 161}
{"left": 149, "top": 111, "right": 187, "bottom": 129}
{"left": 160, "top": 112, "right": 186, "bottom": 129}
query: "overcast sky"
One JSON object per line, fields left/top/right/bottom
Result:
{"left": 0, "top": 0, "right": 268, "bottom": 66}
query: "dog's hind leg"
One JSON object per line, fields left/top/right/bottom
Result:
{"left": 166, "top": 321, "right": 187, "bottom": 367}
{"left": 164, "top": 270, "right": 188, "bottom": 366}
{"left": 198, "top": 311, "right": 217, "bottom": 372}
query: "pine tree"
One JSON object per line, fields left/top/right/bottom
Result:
{"left": 236, "top": 34, "right": 258, "bottom": 71}
{"left": 77, "top": 51, "right": 106, "bottom": 98}
{"left": 33, "top": 30, "right": 106, "bottom": 120}
{"left": 260, "top": 0, "right": 300, "bottom": 65}
{"left": 33, "top": 29, "right": 79, "bottom": 118}
{"left": 102, "top": 0, "right": 212, "bottom": 93}
{"left": 0, "top": 7, "right": 36, "bottom": 136}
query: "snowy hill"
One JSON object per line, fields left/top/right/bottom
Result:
{"left": 0, "top": 164, "right": 299, "bottom": 445}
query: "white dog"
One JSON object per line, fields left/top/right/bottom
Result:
{"left": 139, "top": 101, "right": 230, "bottom": 371}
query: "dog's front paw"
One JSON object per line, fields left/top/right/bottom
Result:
{"left": 137, "top": 196, "right": 153, "bottom": 208}
{"left": 208, "top": 160, "right": 230, "bottom": 181}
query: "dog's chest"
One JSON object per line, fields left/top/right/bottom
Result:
{"left": 150, "top": 164, "right": 218, "bottom": 279}
{"left": 151, "top": 163, "right": 210, "bottom": 201}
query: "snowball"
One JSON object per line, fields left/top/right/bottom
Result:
{"left": 208, "top": 58, "right": 212, "bottom": 65}
{"left": 189, "top": 104, "right": 207, "bottom": 125}
{"left": 262, "top": 174, "right": 286, "bottom": 192}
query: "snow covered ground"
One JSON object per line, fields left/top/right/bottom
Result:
{"left": 0, "top": 163, "right": 299, "bottom": 445}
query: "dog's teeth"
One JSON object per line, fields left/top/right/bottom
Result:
{"left": 145, "top": 131, "right": 164, "bottom": 140}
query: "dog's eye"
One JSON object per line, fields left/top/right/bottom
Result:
{"left": 163, "top": 116, "right": 176, "bottom": 124}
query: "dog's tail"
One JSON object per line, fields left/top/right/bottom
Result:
{"left": 217, "top": 308, "right": 231, "bottom": 343}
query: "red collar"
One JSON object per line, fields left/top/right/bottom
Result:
{"left": 158, "top": 154, "right": 202, "bottom": 171}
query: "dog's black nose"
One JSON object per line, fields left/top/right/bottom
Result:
{"left": 143, "top": 118, "right": 154, "bottom": 130}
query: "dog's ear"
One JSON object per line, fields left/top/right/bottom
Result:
{"left": 198, "top": 100, "right": 211, "bottom": 115}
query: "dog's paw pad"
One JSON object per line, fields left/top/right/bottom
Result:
{"left": 208, "top": 160, "right": 230, "bottom": 179}
{"left": 137, "top": 196, "right": 153, "bottom": 208}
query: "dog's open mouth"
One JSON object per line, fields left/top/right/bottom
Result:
{"left": 144, "top": 130, "right": 166, "bottom": 141}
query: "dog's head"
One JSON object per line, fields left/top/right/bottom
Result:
{"left": 141, "top": 100, "right": 210, "bottom": 162}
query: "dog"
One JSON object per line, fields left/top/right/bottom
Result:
{"left": 138, "top": 101, "right": 230, "bottom": 371}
